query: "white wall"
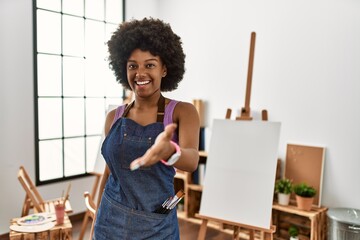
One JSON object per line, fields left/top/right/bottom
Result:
{"left": 155, "top": 0, "right": 360, "bottom": 211}
{"left": 1, "top": 0, "right": 359, "bottom": 234}
{"left": 125, "top": 0, "right": 159, "bottom": 19}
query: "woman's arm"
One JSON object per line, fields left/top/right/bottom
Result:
{"left": 130, "top": 102, "right": 200, "bottom": 173}
{"left": 95, "top": 108, "right": 115, "bottom": 205}
{"left": 91, "top": 109, "right": 116, "bottom": 236}
{"left": 171, "top": 101, "right": 200, "bottom": 172}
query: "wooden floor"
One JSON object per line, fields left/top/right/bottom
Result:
{"left": 72, "top": 213, "right": 233, "bottom": 240}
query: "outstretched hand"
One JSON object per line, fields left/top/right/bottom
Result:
{"left": 130, "top": 123, "right": 178, "bottom": 171}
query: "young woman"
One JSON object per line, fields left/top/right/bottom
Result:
{"left": 93, "top": 18, "right": 200, "bottom": 239}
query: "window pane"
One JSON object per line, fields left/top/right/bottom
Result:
{"left": 86, "top": 0, "right": 104, "bottom": 20}
{"left": 63, "top": 56, "right": 84, "bottom": 97}
{"left": 106, "top": 98, "right": 122, "bottom": 109}
{"left": 86, "top": 136, "right": 102, "bottom": 172}
{"left": 39, "top": 139, "right": 63, "bottom": 181}
{"left": 85, "top": 59, "right": 106, "bottom": 96}
{"left": 37, "top": 10, "right": 61, "bottom": 54}
{"left": 64, "top": 138, "right": 85, "bottom": 176}
{"left": 105, "top": 23, "right": 118, "bottom": 43}
{"left": 105, "top": 72, "right": 122, "bottom": 97}
{"left": 37, "top": 54, "right": 62, "bottom": 96}
{"left": 63, "top": 15, "right": 84, "bottom": 57}
{"left": 86, "top": 98, "right": 105, "bottom": 135}
{"left": 63, "top": 98, "right": 85, "bottom": 137}
{"left": 38, "top": 98, "right": 62, "bottom": 139}
{"left": 106, "top": 0, "right": 123, "bottom": 23}
{"left": 37, "top": 0, "right": 61, "bottom": 12}
{"left": 63, "top": 0, "right": 84, "bottom": 16}
{"left": 85, "top": 20, "right": 106, "bottom": 59}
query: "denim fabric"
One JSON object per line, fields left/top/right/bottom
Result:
{"left": 94, "top": 117, "right": 179, "bottom": 240}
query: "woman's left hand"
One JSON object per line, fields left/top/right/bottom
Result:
{"left": 130, "top": 123, "right": 178, "bottom": 170}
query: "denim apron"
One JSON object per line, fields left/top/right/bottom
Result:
{"left": 94, "top": 95, "right": 179, "bottom": 240}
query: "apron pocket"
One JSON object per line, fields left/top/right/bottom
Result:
{"left": 95, "top": 194, "right": 178, "bottom": 239}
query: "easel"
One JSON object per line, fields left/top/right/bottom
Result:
{"left": 195, "top": 214, "right": 275, "bottom": 240}
{"left": 196, "top": 32, "right": 275, "bottom": 240}
{"left": 225, "top": 32, "right": 268, "bottom": 122}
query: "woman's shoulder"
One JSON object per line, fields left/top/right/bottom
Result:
{"left": 104, "top": 105, "right": 127, "bottom": 135}
{"left": 173, "top": 100, "right": 196, "bottom": 109}
{"left": 171, "top": 100, "right": 198, "bottom": 117}
{"left": 105, "top": 109, "right": 116, "bottom": 135}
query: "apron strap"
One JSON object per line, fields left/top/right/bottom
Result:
{"left": 122, "top": 95, "right": 165, "bottom": 123}
{"left": 122, "top": 101, "right": 134, "bottom": 118}
{"left": 156, "top": 94, "right": 165, "bottom": 123}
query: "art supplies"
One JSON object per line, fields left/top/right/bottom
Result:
{"left": 12, "top": 212, "right": 56, "bottom": 233}
{"left": 155, "top": 190, "right": 185, "bottom": 214}
{"left": 16, "top": 213, "right": 55, "bottom": 226}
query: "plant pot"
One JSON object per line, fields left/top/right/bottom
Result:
{"left": 290, "top": 237, "right": 299, "bottom": 240}
{"left": 277, "top": 193, "right": 290, "bottom": 206}
{"left": 295, "top": 195, "right": 314, "bottom": 211}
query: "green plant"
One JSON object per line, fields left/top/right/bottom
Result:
{"left": 293, "top": 182, "right": 316, "bottom": 198}
{"left": 275, "top": 178, "right": 293, "bottom": 194}
{"left": 288, "top": 225, "right": 299, "bottom": 237}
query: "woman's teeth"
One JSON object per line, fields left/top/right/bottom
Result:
{"left": 136, "top": 80, "right": 150, "bottom": 85}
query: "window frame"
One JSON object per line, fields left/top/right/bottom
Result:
{"left": 33, "top": 0, "right": 126, "bottom": 185}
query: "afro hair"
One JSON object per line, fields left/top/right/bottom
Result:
{"left": 107, "top": 18, "right": 186, "bottom": 91}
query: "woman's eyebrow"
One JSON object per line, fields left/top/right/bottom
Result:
{"left": 145, "top": 58, "right": 159, "bottom": 62}
{"left": 127, "top": 58, "right": 159, "bottom": 63}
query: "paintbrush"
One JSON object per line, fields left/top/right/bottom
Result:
{"left": 62, "top": 183, "right": 71, "bottom": 206}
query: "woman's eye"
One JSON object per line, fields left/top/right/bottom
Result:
{"left": 128, "top": 64, "right": 137, "bottom": 70}
{"left": 146, "top": 63, "right": 155, "bottom": 68}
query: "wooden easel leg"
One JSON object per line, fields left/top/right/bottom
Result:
{"left": 264, "top": 232, "right": 273, "bottom": 240}
{"left": 249, "top": 229, "right": 254, "bottom": 240}
{"left": 197, "top": 219, "right": 208, "bottom": 240}
{"left": 261, "top": 109, "right": 268, "bottom": 121}
{"left": 259, "top": 231, "right": 264, "bottom": 240}
{"left": 22, "top": 196, "right": 30, "bottom": 217}
{"left": 233, "top": 226, "right": 240, "bottom": 240}
{"left": 78, "top": 211, "right": 90, "bottom": 240}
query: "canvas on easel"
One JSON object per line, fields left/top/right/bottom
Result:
{"left": 285, "top": 143, "right": 325, "bottom": 207}
{"left": 199, "top": 119, "right": 281, "bottom": 230}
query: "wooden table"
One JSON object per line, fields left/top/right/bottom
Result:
{"left": 9, "top": 214, "right": 72, "bottom": 240}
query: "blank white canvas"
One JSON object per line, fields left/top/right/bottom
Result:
{"left": 199, "top": 119, "right": 281, "bottom": 229}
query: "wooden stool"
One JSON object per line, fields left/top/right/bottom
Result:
{"left": 9, "top": 214, "right": 72, "bottom": 240}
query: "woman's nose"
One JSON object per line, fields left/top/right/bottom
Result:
{"left": 135, "top": 68, "right": 146, "bottom": 78}
{"left": 136, "top": 72, "right": 145, "bottom": 77}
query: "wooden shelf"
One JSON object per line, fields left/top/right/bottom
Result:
{"left": 199, "top": 151, "right": 207, "bottom": 158}
{"left": 272, "top": 203, "right": 328, "bottom": 240}
{"left": 173, "top": 152, "right": 207, "bottom": 218}
{"left": 175, "top": 171, "right": 189, "bottom": 182}
{"left": 273, "top": 203, "right": 327, "bottom": 219}
{"left": 188, "top": 184, "right": 203, "bottom": 192}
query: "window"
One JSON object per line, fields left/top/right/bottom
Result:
{"left": 34, "top": 0, "right": 125, "bottom": 185}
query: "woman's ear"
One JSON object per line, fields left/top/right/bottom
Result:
{"left": 162, "top": 66, "right": 167, "bottom": 77}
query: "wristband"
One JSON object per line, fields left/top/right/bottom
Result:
{"left": 161, "top": 141, "right": 181, "bottom": 166}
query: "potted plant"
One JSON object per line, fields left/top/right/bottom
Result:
{"left": 288, "top": 225, "right": 299, "bottom": 240}
{"left": 275, "top": 178, "right": 293, "bottom": 206}
{"left": 293, "top": 182, "right": 316, "bottom": 211}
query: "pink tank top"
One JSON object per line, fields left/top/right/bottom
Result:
{"left": 111, "top": 99, "right": 180, "bottom": 140}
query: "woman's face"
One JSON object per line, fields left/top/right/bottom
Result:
{"left": 126, "top": 49, "right": 167, "bottom": 97}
